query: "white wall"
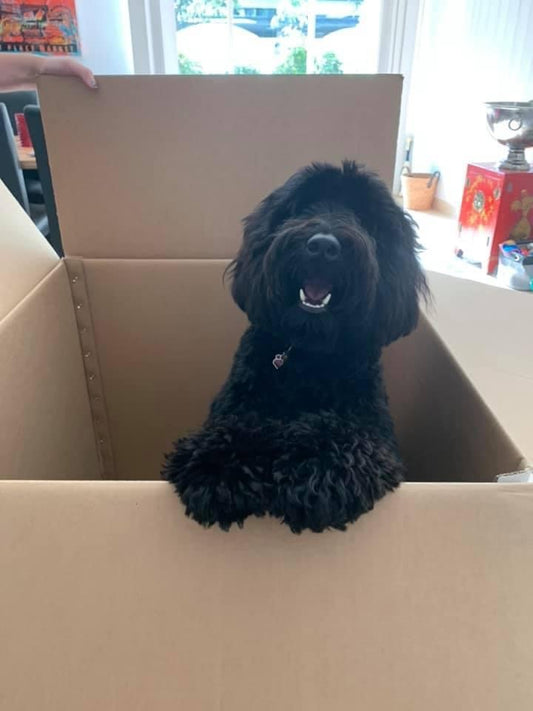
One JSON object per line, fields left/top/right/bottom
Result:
{"left": 406, "top": 0, "right": 533, "bottom": 210}
{"left": 76, "top": 0, "right": 135, "bottom": 74}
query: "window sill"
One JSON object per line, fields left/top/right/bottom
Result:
{"left": 407, "top": 208, "right": 509, "bottom": 290}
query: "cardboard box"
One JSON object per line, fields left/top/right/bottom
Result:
{"left": 0, "top": 76, "right": 532, "bottom": 710}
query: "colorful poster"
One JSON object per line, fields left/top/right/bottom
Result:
{"left": 0, "top": 1, "right": 80, "bottom": 55}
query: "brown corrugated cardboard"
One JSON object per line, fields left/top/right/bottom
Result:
{"left": 0, "top": 76, "right": 532, "bottom": 710}
{"left": 1, "top": 481, "right": 533, "bottom": 711}
{"left": 39, "top": 75, "right": 402, "bottom": 259}
{"left": 71, "top": 257, "right": 523, "bottom": 483}
{"left": 0, "top": 274, "right": 99, "bottom": 480}
{"left": 0, "top": 179, "right": 57, "bottom": 321}
{"left": 426, "top": 270, "right": 533, "bottom": 463}
{"left": 78, "top": 257, "right": 247, "bottom": 479}
{"left": 382, "top": 316, "right": 525, "bottom": 482}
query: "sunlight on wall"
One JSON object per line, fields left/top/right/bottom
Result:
{"left": 76, "top": 0, "right": 134, "bottom": 74}
{"left": 406, "top": 0, "right": 533, "bottom": 209}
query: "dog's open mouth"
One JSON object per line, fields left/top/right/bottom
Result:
{"left": 298, "top": 281, "right": 332, "bottom": 313}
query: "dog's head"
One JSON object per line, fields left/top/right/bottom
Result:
{"left": 230, "top": 161, "right": 428, "bottom": 353}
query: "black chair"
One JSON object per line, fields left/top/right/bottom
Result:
{"left": 0, "top": 90, "right": 38, "bottom": 131}
{"left": 24, "top": 105, "right": 63, "bottom": 256}
{"left": 0, "top": 102, "right": 48, "bottom": 236}
{"left": 0, "top": 90, "right": 43, "bottom": 204}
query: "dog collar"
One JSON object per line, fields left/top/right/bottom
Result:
{"left": 272, "top": 346, "right": 293, "bottom": 370}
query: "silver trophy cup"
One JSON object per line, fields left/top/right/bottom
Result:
{"left": 485, "top": 101, "right": 533, "bottom": 171}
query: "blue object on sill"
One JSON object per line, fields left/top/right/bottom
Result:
{"left": 497, "top": 242, "right": 533, "bottom": 291}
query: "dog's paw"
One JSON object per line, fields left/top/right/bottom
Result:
{"left": 162, "top": 427, "right": 272, "bottom": 530}
{"left": 269, "top": 434, "right": 404, "bottom": 533}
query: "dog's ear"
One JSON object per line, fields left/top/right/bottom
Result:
{"left": 373, "top": 207, "right": 427, "bottom": 346}
{"left": 228, "top": 240, "right": 265, "bottom": 316}
{"left": 311, "top": 161, "right": 427, "bottom": 346}
{"left": 354, "top": 170, "right": 427, "bottom": 346}
{"left": 229, "top": 199, "right": 275, "bottom": 315}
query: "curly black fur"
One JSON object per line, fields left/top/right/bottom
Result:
{"left": 163, "top": 161, "right": 428, "bottom": 532}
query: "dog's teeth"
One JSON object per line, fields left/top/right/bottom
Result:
{"left": 299, "top": 288, "right": 332, "bottom": 311}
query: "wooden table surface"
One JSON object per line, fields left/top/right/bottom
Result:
{"left": 15, "top": 138, "right": 37, "bottom": 171}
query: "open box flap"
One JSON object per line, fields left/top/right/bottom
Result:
{"left": 0, "top": 181, "right": 58, "bottom": 322}
{"left": 0, "top": 191, "right": 98, "bottom": 480}
{"left": 426, "top": 270, "right": 533, "bottom": 464}
{"left": 0, "top": 262, "right": 100, "bottom": 480}
{"left": 39, "top": 75, "right": 403, "bottom": 259}
{"left": 383, "top": 311, "right": 526, "bottom": 480}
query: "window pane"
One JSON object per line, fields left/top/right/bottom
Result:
{"left": 175, "top": 0, "right": 380, "bottom": 75}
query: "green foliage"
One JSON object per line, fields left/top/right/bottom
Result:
{"left": 178, "top": 53, "right": 203, "bottom": 74}
{"left": 274, "top": 46, "right": 307, "bottom": 74}
{"left": 234, "top": 65, "right": 260, "bottom": 74}
{"left": 177, "top": 55, "right": 261, "bottom": 76}
{"left": 316, "top": 51, "right": 343, "bottom": 74}
{"left": 274, "top": 47, "right": 343, "bottom": 75}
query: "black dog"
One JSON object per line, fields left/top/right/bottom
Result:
{"left": 163, "top": 161, "right": 427, "bottom": 532}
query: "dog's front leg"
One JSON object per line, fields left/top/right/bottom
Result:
{"left": 269, "top": 416, "right": 405, "bottom": 533}
{"left": 163, "top": 413, "right": 278, "bottom": 530}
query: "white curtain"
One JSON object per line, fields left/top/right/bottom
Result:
{"left": 405, "top": 0, "right": 533, "bottom": 208}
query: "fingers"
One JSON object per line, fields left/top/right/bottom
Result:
{"left": 39, "top": 57, "right": 97, "bottom": 89}
{"left": 76, "top": 64, "right": 98, "bottom": 89}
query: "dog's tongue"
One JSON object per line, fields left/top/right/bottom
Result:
{"left": 303, "top": 281, "right": 331, "bottom": 303}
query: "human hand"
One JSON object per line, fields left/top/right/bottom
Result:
{"left": 38, "top": 56, "right": 97, "bottom": 89}
{"left": 0, "top": 54, "right": 96, "bottom": 91}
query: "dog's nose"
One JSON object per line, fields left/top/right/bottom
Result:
{"left": 306, "top": 233, "right": 341, "bottom": 261}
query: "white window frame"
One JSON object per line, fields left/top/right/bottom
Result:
{"left": 378, "top": 0, "right": 422, "bottom": 194}
{"left": 129, "top": 0, "right": 178, "bottom": 74}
